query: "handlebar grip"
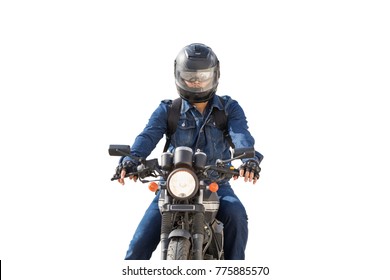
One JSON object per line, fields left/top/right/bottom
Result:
{"left": 110, "top": 172, "right": 136, "bottom": 181}
{"left": 231, "top": 169, "right": 240, "bottom": 176}
{"left": 205, "top": 165, "right": 240, "bottom": 177}
{"left": 111, "top": 175, "right": 119, "bottom": 181}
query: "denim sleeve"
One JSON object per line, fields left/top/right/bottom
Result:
{"left": 224, "top": 96, "right": 264, "bottom": 164}
{"left": 121, "top": 100, "right": 170, "bottom": 162}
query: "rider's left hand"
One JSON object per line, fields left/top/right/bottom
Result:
{"left": 234, "top": 160, "right": 261, "bottom": 184}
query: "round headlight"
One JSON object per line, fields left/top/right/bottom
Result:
{"left": 167, "top": 168, "right": 198, "bottom": 199}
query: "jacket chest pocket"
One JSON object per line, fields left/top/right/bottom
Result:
{"left": 203, "top": 117, "right": 227, "bottom": 160}
{"left": 205, "top": 116, "right": 225, "bottom": 142}
{"left": 173, "top": 119, "right": 197, "bottom": 146}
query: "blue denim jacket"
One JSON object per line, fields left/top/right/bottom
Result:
{"left": 124, "top": 95, "right": 263, "bottom": 166}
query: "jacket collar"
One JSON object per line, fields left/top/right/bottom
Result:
{"left": 181, "top": 95, "right": 223, "bottom": 114}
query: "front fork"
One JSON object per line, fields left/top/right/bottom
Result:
{"left": 160, "top": 190, "right": 206, "bottom": 260}
{"left": 160, "top": 211, "right": 173, "bottom": 260}
{"left": 191, "top": 212, "right": 205, "bottom": 259}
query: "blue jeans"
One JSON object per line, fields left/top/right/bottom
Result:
{"left": 124, "top": 184, "right": 248, "bottom": 260}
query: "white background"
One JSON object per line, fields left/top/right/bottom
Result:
{"left": 1, "top": 0, "right": 389, "bottom": 279}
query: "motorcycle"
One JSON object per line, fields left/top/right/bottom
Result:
{"left": 108, "top": 145, "right": 254, "bottom": 260}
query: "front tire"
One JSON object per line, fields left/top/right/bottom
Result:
{"left": 167, "top": 237, "right": 191, "bottom": 260}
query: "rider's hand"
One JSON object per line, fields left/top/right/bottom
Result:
{"left": 235, "top": 160, "right": 261, "bottom": 184}
{"left": 115, "top": 161, "right": 138, "bottom": 185}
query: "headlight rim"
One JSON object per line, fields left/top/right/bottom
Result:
{"left": 167, "top": 168, "right": 199, "bottom": 200}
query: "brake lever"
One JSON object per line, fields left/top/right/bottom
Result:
{"left": 110, "top": 172, "right": 138, "bottom": 181}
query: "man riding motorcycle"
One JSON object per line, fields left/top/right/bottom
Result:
{"left": 114, "top": 43, "right": 263, "bottom": 260}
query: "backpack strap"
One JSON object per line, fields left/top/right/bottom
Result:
{"left": 163, "top": 98, "right": 182, "bottom": 152}
{"left": 213, "top": 96, "right": 235, "bottom": 149}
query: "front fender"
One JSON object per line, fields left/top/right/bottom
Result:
{"left": 168, "top": 229, "right": 191, "bottom": 239}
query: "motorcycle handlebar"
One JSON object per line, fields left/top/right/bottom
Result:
{"left": 204, "top": 165, "right": 240, "bottom": 177}
{"left": 111, "top": 164, "right": 240, "bottom": 182}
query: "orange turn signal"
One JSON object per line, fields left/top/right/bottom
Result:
{"left": 148, "top": 182, "right": 159, "bottom": 192}
{"left": 209, "top": 182, "right": 219, "bottom": 193}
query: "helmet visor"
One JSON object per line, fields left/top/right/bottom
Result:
{"left": 176, "top": 66, "right": 218, "bottom": 93}
{"left": 180, "top": 70, "right": 214, "bottom": 83}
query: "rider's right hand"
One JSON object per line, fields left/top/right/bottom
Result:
{"left": 115, "top": 161, "right": 138, "bottom": 185}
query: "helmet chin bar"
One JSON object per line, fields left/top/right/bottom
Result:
{"left": 177, "top": 86, "right": 217, "bottom": 103}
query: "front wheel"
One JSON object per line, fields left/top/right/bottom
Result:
{"left": 167, "top": 237, "right": 191, "bottom": 260}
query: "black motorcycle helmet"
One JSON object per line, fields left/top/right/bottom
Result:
{"left": 174, "top": 43, "right": 220, "bottom": 103}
